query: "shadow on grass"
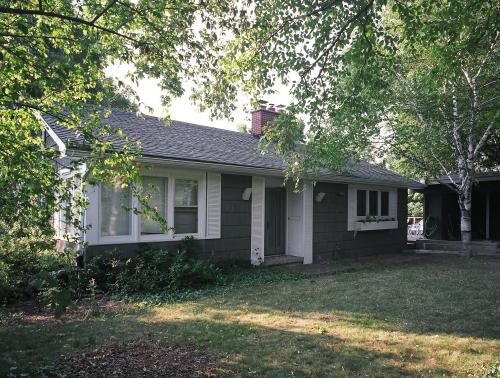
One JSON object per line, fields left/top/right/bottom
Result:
{"left": 194, "top": 256, "right": 500, "bottom": 340}
{"left": 0, "top": 256, "right": 497, "bottom": 377}
{"left": 0, "top": 316, "right": 424, "bottom": 378}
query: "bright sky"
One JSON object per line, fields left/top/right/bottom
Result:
{"left": 105, "top": 63, "right": 291, "bottom": 132}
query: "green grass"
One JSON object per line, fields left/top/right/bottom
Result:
{"left": 1, "top": 255, "right": 499, "bottom": 377}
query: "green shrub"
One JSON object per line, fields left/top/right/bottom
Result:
{"left": 1, "top": 229, "right": 222, "bottom": 317}
{"left": 484, "top": 361, "right": 500, "bottom": 378}
{"left": 0, "top": 226, "right": 71, "bottom": 303}
{"left": 84, "top": 242, "right": 222, "bottom": 294}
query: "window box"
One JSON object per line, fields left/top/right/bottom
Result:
{"left": 354, "top": 218, "right": 398, "bottom": 231}
{"left": 348, "top": 185, "right": 398, "bottom": 231}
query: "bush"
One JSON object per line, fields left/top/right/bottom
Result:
{"left": 84, "top": 241, "right": 222, "bottom": 295}
{"left": 0, "top": 226, "right": 71, "bottom": 303}
{"left": 484, "top": 361, "right": 500, "bottom": 378}
{"left": 1, "top": 227, "right": 222, "bottom": 318}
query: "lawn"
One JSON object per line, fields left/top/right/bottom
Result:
{"left": 1, "top": 255, "right": 499, "bottom": 377}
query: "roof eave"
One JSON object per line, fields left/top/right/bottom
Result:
{"left": 67, "top": 148, "right": 419, "bottom": 188}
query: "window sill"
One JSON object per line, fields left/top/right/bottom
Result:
{"left": 354, "top": 220, "right": 398, "bottom": 231}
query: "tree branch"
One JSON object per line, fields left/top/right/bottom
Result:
{"left": 91, "top": 0, "right": 118, "bottom": 23}
{"left": 0, "top": 6, "right": 140, "bottom": 44}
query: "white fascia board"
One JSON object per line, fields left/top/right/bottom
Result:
{"left": 35, "top": 111, "right": 67, "bottom": 156}
{"left": 66, "top": 148, "right": 417, "bottom": 188}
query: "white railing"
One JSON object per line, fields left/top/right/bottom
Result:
{"left": 408, "top": 216, "right": 424, "bottom": 241}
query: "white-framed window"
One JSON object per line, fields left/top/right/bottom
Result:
{"left": 86, "top": 167, "right": 221, "bottom": 245}
{"left": 348, "top": 185, "right": 398, "bottom": 231}
{"left": 174, "top": 178, "right": 199, "bottom": 235}
{"left": 100, "top": 182, "right": 132, "bottom": 237}
{"left": 140, "top": 176, "right": 168, "bottom": 235}
{"left": 138, "top": 172, "right": 203, "bottom": 239}
{"left": 356, "top": 189, "right": 391, "bottom": 218}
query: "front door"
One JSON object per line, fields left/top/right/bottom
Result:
{"left": 265, "top": 188, "right": 286, "bottom": 255}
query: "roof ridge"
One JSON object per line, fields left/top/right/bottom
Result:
{"left": 110, "top": 108, "right": 253, "bottom": 138}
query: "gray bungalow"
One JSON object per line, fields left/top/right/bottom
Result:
{"left": 42, "top": 106, "right": 421, "bottom": 265}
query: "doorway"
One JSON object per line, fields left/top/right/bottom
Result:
{"left": 265, "top": 188, "right": 286, "bottom": 255}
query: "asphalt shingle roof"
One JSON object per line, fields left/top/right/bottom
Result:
{"left": 43, "top": 108, "right": 420, "bottom": 188}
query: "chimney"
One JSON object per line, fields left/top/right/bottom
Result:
{"left": 251, "top": 100, "right": 280, "bottom": 136}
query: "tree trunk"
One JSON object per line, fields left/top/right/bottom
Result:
{"left": 458, "top": 188, "right": 473, "bottom": 257}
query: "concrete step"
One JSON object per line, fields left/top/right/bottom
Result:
{"left": 415, "top": 249, "right": 500, "bottom": 257}
{"left": 261, "top": 255, "right": 304, "bottom": 267}
{"left": 415, "top": 239, "right": 498, "bottom": 254}
{"left": 415, "top": 249, "right": 463, "bottom": 255}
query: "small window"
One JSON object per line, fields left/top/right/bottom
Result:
{"left": 141, "top": 176, "right": 167, "bottom": 235}
{"left": 369, "top": 191, "right": 378, "bottom": 216}
{"left": 100, "top": 183, "right": 131, "bottom": 236}
{"left": 174, "top": 179, "right": 198, "bottom": 234}
{"left": 381, "top": 191, "right": 389, "bottom": 216}
{"left": 357, "top": 190, "right": 367, "bottom": 216}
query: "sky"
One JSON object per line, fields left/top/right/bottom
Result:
{"left": 105, "top": 63, "right": 291, "bottom": 132}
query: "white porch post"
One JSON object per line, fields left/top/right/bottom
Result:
{"left": 302, "top": 181, "right": 314, "bottom": 264}
{"left": 251, "top": 176, "right": 266, "bottom": 265}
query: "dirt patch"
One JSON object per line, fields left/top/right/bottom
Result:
{"left": 0, "top": 298, "right": 134, "bottom": 325}
{"left": 59, "top": 341, "right": 217, "bottom": 377}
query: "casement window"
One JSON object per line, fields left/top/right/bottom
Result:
{"left": 141, "top": 176, "right": 168, "bottom": 235}
{"left": 174, "top": 178, "right": 199, "bottom": 234}
{"left": 100, "top": 183, "right": 132, "bottom": 236}
{"left": 348, "top": 185, "right": 398, "bottom": 231}
{"left": 380, "top": 191, "right": 389, "bottom": 216}
{"left": 86, "top": 169, "right": 221, "bottom": 245}
{"left": 369, "top": 190, "right": 379, "bottom": 216}
{"left": 357, "top": 190, "right": 367, "bottom": 216}
{"left": 355, "top": 189, "right": 391, "bottom": 217}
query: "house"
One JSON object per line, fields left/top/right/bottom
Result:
{"left": 419, "top": 172, "right": 500, "bottom": 242}
{"left": 41, "top": 105, "right": 422, "bottom": 265}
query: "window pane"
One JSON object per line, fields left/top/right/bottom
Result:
{"left": 101, "top": 183, "right": 131, "bottom": 236}
{"left": 369, "top": 190, "right": 379, "bottom": 216}
{"left": 175, "top": 179, "right": 198, "bottom": 234}
{"left": 357, "top": 190, "right": 367, "bottom": 216}
{"left": 141, "top": 176, "right": 167, "bottom": 235}
{"left": 175, "top": 179, "right": 198, "bottom": 206}
{"left": 381, "top": 191, "right": 389, "bottom": 216}
{"left": 174, "top": 207, "right": 198, "bottom": 234}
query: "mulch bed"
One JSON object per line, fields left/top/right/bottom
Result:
{"left": 59, "top": 341, "right": 217, "bottom": 377}
{"left": 1, "top": 298, "right": 134, "bottom": 325}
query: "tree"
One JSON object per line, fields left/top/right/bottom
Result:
{"left": 0, "top": 0, "right": 228, "bottom": 240}
{"left": 191, "top": 0, "right": 499, "bottom": 253}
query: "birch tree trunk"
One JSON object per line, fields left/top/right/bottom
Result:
{"left": 458, "top": 179, "right": 473, "bottom": 256}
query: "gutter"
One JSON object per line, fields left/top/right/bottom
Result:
{"left": 67, "top": 148, "right": 424, "bottom": 189}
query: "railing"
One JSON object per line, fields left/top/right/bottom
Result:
{"left": 407, "top": 216, "right": 424, "bottom": 241}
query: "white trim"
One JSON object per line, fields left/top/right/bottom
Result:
{"left": 67, "top": 149, "right": 421, "bottom": 189}
{"left": 347, "top": 184, "right": 399, "bottom": 231}
{"left": 206, "top": 172, "right": 222, "bottom": 239}
{"left": 251, "top": 176, "right": 266, "bottom": 265}
{"left": 302, "top": 182, "right": 314, "bottom": 264}
{"left": 35, "top": 111, "right": 67, "bottom": 156}
{"left": 85, "top": 167, "right": 211, "bottom": 246}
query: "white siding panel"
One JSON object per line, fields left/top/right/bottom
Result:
{"left": 302, "top": 181, "right": 314, "bottom": 264}
{"left": 251, "top": 176, "right": 265, "bottom": 265}
{"left": 85, "top": 183, "right": 99, "bottom": 245}
{"left": 206, "top": 173, "right": 221, "bottom": 239}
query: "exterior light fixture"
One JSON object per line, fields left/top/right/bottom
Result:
{"left": 242, "top": 188, "right": 252, "bottom": 201}
{"left": 315, "top": 192, "right": 326, "bottom": 203}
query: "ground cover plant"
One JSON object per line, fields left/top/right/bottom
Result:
{"left": 1, "top": 255, "right": 499, "bottom": 377}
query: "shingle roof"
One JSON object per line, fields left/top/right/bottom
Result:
{"left": 42, "top": 108, "right": 421, "bottom": 188}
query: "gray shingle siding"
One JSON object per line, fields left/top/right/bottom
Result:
{"left": 312, "top": 183, "right": 407, "bottom": 262}
{"left": 85, "top": 174, "right": 252, "bottom": 263}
